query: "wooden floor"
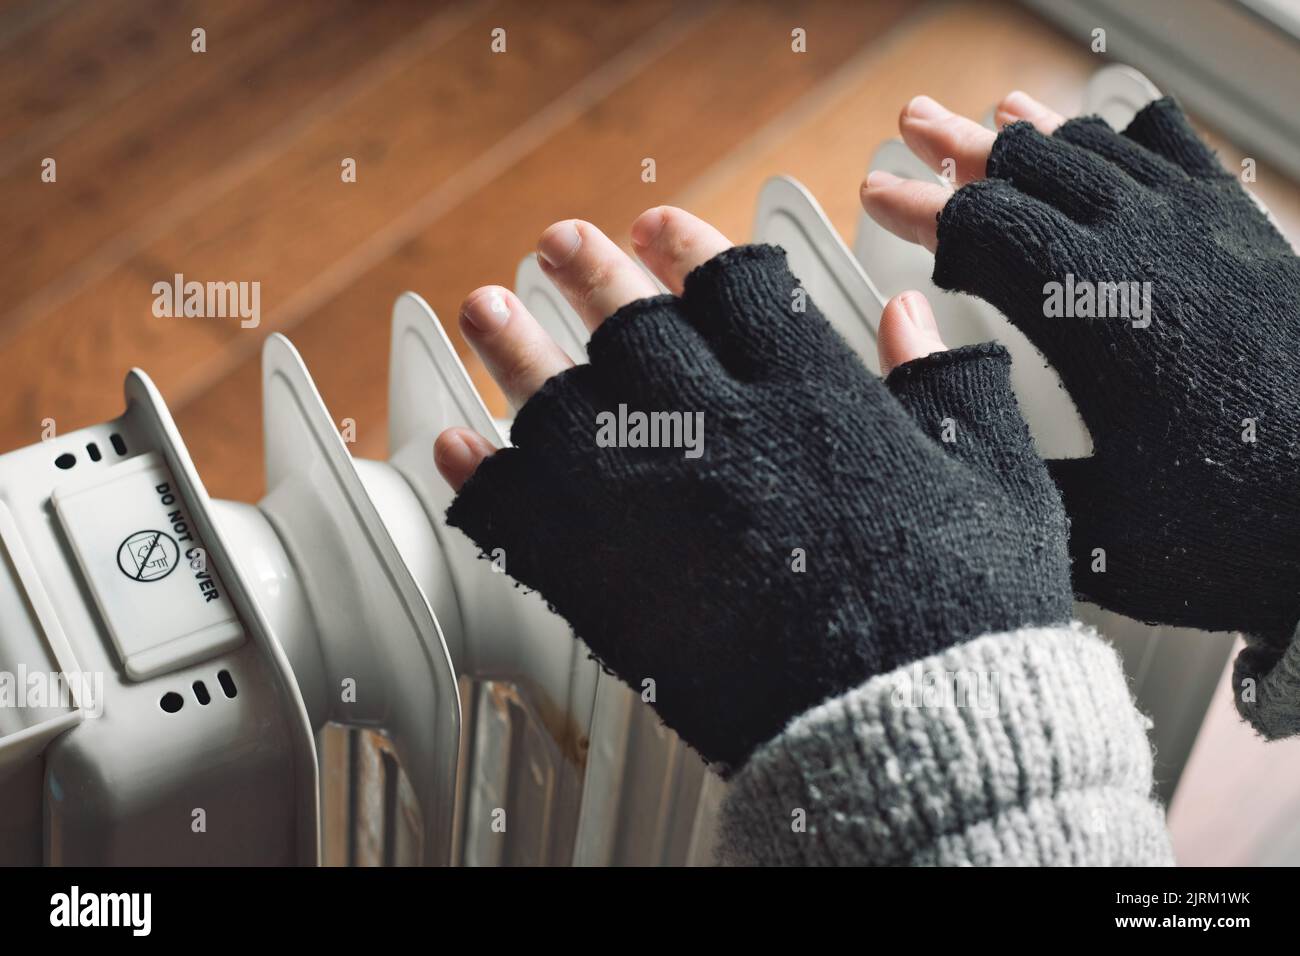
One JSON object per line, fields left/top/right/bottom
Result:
{"left": 6, "top": 0, "right": 1300, "bottom": 867}
{"left": 2, "top": 0, "right": 1298, "bottom": 510}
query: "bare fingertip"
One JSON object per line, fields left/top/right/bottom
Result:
{"left": 537, "top": 220, "right": 583, "bottom": 269}
{"left": 630, "top": 206, "right": 667, "bottom": 248}
{"left": 460, "top": 286, "right": 512, "bottom": 333}
{"left": 903, "top": 94, "right": 948, "bottom": 122}
{"left": 434, "top": 428, "right": 489, "bottom": 491}
{"left": 864, "top": 169, "right": 901, "bottom": 191}
{"left": 1000, "top": 90, "right": 1035, "bottom": 115}
{"left": 899, "top": 290, "right": 938, "bottom": 332}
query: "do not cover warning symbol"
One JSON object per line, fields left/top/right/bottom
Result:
{"left": 117, "top": 530, "right": 179, "bottom": 582}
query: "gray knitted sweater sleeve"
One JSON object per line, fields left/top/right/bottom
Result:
{"left": 716, "top": 623, "right": 1175, "bottom": 866}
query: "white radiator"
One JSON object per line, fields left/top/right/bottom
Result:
{"left": 0, "top": 65, "right": 1228, "bottom": 863}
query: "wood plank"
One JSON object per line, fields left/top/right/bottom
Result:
{"left": 1, "top": 0, "right": 262, "bottom": 159}
{"left": 0, "top": 0, "right": 454, "bottom": 308}
{"left": 176, "top": 0, "right": 915, "bottom": 502}
{"left": 0, "top": 0, "right": 678, "bottom": 456}
{"left": 676, "top": 0, "right": 1095, "bottom": 248}
{"left": 0, "top": 0, "right": 78, "bottom": 57}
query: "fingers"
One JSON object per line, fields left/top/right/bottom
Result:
{"left": 434, "top": 427, "right": 496, "bottom": 492}
{"left": 536, "top": 219, "right": 659, "bottom": 332}
{"left": 933, "top": 178, "right": 1093, "bottom": 333}
{"left": 459, "top": 285, "right": 573, "bottom": 410}
{"left": 630, "top": 205, "right": 733, "bottom": 294}
{"left": 885, "top": 341, "right": 1033, "bottom": 484}
{"left": 898, "top": 94, "right": 996, "bottom": 185}
{"left": 1055, "top": 114, "right": 1187, "bottom": 189}
{"left": 994, "top": 90, "right": 1064, "bottom": 134}
{"left": 986, "top": 121, "right": 1137, "bottom": 223}
{"left": 1122, "top": 96, "right": 1228, "bottom": 180}
{"left": 876, "top": 291, "right": 947, "bottom": 377}
{"left": 460, "top": 207, "right": 737, "bottom": 422}
{"left": 679, "top": 244, "right": 865, "bottom": 386}
{"left": 896, "top": 92, "right": 1066, "bottom": 184}
{"left": 859, "top": 170, "right": 950, "bottom": 252}
{"left": 862, "top": 90, "right": 1067, "bottom": 251}
{"left": 587, "top": 295, "right": 735, "bottom": 407}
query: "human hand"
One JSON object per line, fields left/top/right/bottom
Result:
{"left": 435, "top": 207, "right": 1071, "bottom": 770}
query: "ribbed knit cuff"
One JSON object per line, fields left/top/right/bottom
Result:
{"left": 716, "top": 623, "right": 1174, "bottom": 866}
{"left": 1234, "top": 625, "right": 1300, "bottom": 739}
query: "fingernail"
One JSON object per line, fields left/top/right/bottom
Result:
{"left": 905, "top": 94, "right": 949, "bottom": 121}
{"left": 864, "top": 169, "right": 901, "bottom": 190}
{"left": 461, "top": 287, "right": 511, "bottom": 332}
{"left": 900, "top": 291, "right": 938, "bottom": 332}
{"left": 435, "top": 432, "right": 475, "bottom": 473}
{"left": 537, "top": 220, "right": 582, "bottom": 268}
{"left": 1000, "top": 90, "right": 1036, "bottom": 119}
{"left": 630, "top": 207, "right": 666, "bottom": 248}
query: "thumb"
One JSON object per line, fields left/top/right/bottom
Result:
{"left": 876, "top": 290, "right": 948, "bottom": 376}
{"left": 434, "top": 427, "right": 497, "bottom": 492}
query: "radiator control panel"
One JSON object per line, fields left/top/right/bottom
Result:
{"left": 52, "top": 452, "right": 244, "bottom": 681}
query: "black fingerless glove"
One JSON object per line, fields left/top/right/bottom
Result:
{"left": 447, "top": 245, "right": 1071, "bottom": 771}
{"left": 934, "top": 97, "right": 1300, "bottom": 645}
